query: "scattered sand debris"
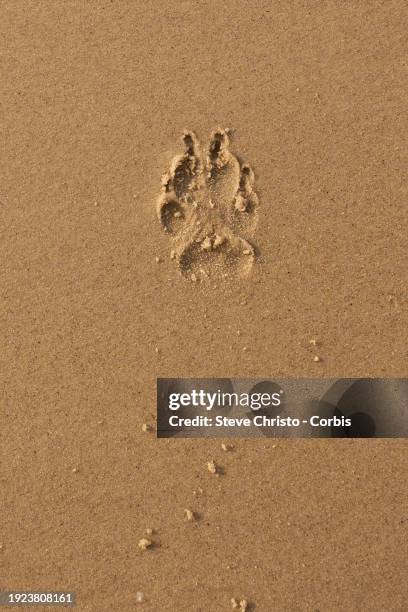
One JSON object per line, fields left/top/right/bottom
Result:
{"left": 155, "top": 256, "right": 161, "bottom": 264}
{"left": 313, "top": 355, "right": 321, "bottom": 362}
{"left": 207, "top": 460, "right": 218, "bottom": 474}
{"left": 136, "top": 591, "right": 144, "bottom": 603}
{"left": 184, "top": 508, "right": 195, "bottom": 521}
{"left": 138, "top": 538, "right": 152, "bottom": 551}
{"left": 231, "top": 598, "right": 249, "bottom": 611}
{"left": 201, "top": 236, "right": 212, "bottom": 251}
{"left": 141, "top": 423, "right": 151, "bottom": 433}
{"left": 221, "top": 443, "right": 234, "bottom": 452}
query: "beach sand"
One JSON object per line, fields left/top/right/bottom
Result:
{"left": 1, "top": 1, "right": 407, "bottom": 610}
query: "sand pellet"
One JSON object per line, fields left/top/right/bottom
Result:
{"left": 231, "top": 598, "right": 248, "bottom": 611}
{"left": 213, "top": 234, "right": 225, "bottom": 248}
{"left": 184, "top": 508, "right": 195, "bottom": 521}
{"left": 201, "top": 236, "right": 212, "bottom": 251}
{"left": 207, "top": 460, "right": 217, "bottom": 474}
{"left": 138, "top": 538, "right": 152, "bottom": 550}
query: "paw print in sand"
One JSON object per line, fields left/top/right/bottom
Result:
{"left": 156, "top": 129, "right": 258, "bottom": 281}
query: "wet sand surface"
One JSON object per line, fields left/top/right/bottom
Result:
{"left": 1, "top": 2, "right": 407, "bottom": 610}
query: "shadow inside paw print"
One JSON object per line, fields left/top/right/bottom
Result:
{"left": 156, "top": 129, "right": 259, "bottom": 281}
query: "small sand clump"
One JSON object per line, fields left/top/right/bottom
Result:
{"left": 201, "top": 236, "right": 212, "bottom": 251}
{"left": 184, "top": 508, "right": 195, "bottom": 521}
{"left": 231, "top": 597, "right": 248, "bottom": 611}
{"left": 213, "top": 234, "right": 225, "bottom": 248}
{"left": 207, "top": 460, "right": 218, "bottom": 474}
{"left": 138, "top": 538, "right": 152, "bottom": 550}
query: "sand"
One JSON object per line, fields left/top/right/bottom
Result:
{"left": 0, "top": 1, "right": 407, "bottom": 610}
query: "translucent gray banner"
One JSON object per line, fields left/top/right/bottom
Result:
{"left": 157, "top": 378, "right": 408, "bottom": 438}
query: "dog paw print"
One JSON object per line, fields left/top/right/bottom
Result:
{"left": 156, "top": 129, "right": 259, "bottom": 281}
